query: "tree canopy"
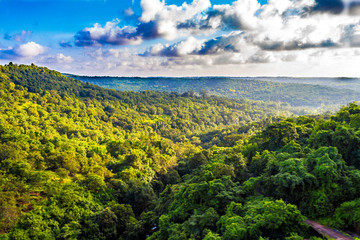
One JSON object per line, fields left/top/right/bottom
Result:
{"left": 1, "top": 63, "right": 360, "bottom": 239}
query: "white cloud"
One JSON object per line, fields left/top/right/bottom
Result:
{"left": 139, "top": 0, "right": 212, "bottom": 40}
{"left": 65, "top": 0, "right": 360, "bottom": 76}
{"left": 141, "top": 0, "right": 360, "bottom": 60}
{"left": 50, "top": 45, "right": 360, "bottom": 77}
{"left": 75, "top": 0, "right": 212, "bottom": 46}
{"left": 144, "top": 36, "right": 205, "bottom": 56}
{"left": 56, "top": 53, "right": 73, "bottom": 63}
{"left": 124, "top": 7, "right": 135, "bottom": 16}
{"left": 211, "top": 0, "right": 261, "bottom": 30}
{"left": 75, "top": 19, "right": 142, "bottom": 47}
{"left": 15, "top": 42, "right": 46, "bottom": 58}
{"left": 141, "top": 0, "right": 211, "bottom": 23}
{"left": 43, "top": 53, "right": 74, "bottom": 64}
{"left": 140, "top": 0, "right": 165, "bottom": 22}
{"left": 0, "top": 41, "right": 47, "bottom": 59}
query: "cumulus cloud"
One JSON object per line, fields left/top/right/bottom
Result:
{"left": 75, "top": 0, "right": 360, "bottom": 50}
{"left": 143, "top": 15, "right": 359, "bottom": 56}
{"left": 144, "top": 33, "right": 250, "bottom": 57}
{"left": 341, "top": 23, "right": 360, "bottom": 46}
{"left": 0, "top": 41, "right": 47, "bottom": 59}
{"left": 69, "top": 0, "right": 360, "bottom": 75}
{"left": 142, "top": 33, "right": 273, "bottom": 65}
{"left": 142, "top": 36, "right": 205, "bottom": 57}
{"left": 140, "top": 0, "right": 211, "bottom": 24}
{"left": 139, "top": 0, "right": 360, "bottom": 65}
{"left": 75, "top": 0, "right": 211, "bottom": 46}
{"left": 75, "top": 19, "right": 142, "bottom": 47}
{"left": 74, "top": 0, "right": 316, "bottom": 48}
{"left": 177, "top": 0, "right": 261, "bottom": 32}
{"left": 42, "top": 53, "right": 74, "bottom": 64}
{"left": 15, "top": 42, "right": 47, "bottom": 57}
{"left": 60, "top": 44, "right": 360, "bottom": 77}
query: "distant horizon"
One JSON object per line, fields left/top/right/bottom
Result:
{"left": 1, "top": 0, "right": 360, "bottom": 77}
{"left": 2, "top": 62, "right": 360, "bottom": 78}
{"left": 69, "top": 69, "right": 360, "bottom": 108}
{"left": 64, "top": 72, "right": 360, "bottom": 79}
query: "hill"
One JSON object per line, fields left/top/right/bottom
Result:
{"left": 68, "top": 75, "right": 360, "bottom": 108}
{"left": 1, "top": 64, "right": 360, "bottom": 239}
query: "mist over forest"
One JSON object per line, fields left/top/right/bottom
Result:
{"left": 69, "top": 75, "right": 360, "bottom": 110}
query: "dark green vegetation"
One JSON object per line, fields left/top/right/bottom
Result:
{"left": 1, "top": 63, "right": 360, "bottom": 239}
{"left": 68, "top": 75, "right": 360, "bottom": 108}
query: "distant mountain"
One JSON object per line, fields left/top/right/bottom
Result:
{"left": 67, "top": 75, "right": 360, "bottom": 108}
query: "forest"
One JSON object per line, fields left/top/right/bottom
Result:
{"left": 1, "top": 63, "right": 360, "bottom": 239}
{"left": 68, "top": 75, "right": 360, "bottom": 108}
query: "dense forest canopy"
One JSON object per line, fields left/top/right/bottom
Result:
{"left": 1, "top": 63, "right": 360, "bottom": 239}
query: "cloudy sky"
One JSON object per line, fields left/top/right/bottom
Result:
{"left": 0, "top": 0, "right": 360, "bottom": 77}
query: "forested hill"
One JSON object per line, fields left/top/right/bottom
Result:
{"left": 1, "top": 63, "right": 360, "bottom": 240}
{"left": 68, "top": 74, "right": 360, "bottom": 108}
{"left": 0, "top": 63, "right": 301, "bottom": 140}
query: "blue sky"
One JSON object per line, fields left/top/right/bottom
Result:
{"left": 0, "top": 0, "right": 266, "bottom": 44}
{"left": 1, "top": 0, "right": 360, "bottom": 77}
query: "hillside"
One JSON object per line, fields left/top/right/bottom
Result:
{"left": 1, "top": 64, "right": 360, "bottom": 239}
{"left": 68, "top": 75, "right": 360, "bottom": 108}
{"left": 2, "top": 63, "right": 305, "bottom": 140}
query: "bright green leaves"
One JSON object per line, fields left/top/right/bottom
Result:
{"left": 259, "top": 120, "right": 299, "bottom": 151}
{"left": 168, "top": 177, "right": 243, "bottom": 223}
{"left": 333, "top": 198, "right": 360, "bottom": 231}
{"left": 217, "top": 199, "right": 306, "bottom": 240}
{"left": 3, "top": 64, "right": 360, "bottom": 240}
{"left": 269, "top": 158, "right": 316, "bottom": 202}
{"left": 7, "top": 183, "right": 99, "bottom": 240}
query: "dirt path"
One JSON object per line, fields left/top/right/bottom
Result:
{"left": 305, "top": 220, "right": 354, "bottom": 240}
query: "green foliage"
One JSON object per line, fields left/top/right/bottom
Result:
{"left": 70, "top": 74, "right": 360, "bottom": 108}
{"left": 217, "top": 199, "right": 306, "bottom": 240}
{"left": 203, "top": 231, "right": 222, "bottom": 240}
{"left": 333, "top": 198, "right": 360, "bottom": 231}
{"left": 1, "top": 64, "right": 360, "bottom": 239}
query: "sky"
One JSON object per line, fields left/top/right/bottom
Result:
{"left": 0, "top": 0, "right": 360, "bottom": 77}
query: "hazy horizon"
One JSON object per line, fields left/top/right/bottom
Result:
{"left": 64, "top": 72, "right": 360, "bottom": 79}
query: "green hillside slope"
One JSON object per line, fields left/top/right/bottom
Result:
{"left": 1, "top": 64, "right": 360, "bottom": 239}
